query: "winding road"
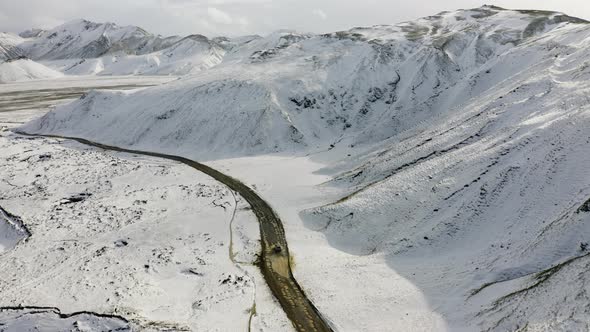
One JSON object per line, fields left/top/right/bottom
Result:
{"left": 15, "top": 131, "right": 334, "bottom": 332}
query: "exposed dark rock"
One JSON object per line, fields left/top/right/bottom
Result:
{"left": 59, "top": 193, "right": 92, "bottom": 205}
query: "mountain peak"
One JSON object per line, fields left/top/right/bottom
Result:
{"left": 61, "top": 18, "right": 101, "bottom": 29}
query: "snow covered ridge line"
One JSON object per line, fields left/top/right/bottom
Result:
{"left": 8, "top": 5, "right": 587, "bottom": 79}
{"left": 19, "top": 19, "right": 181, "bottom": 60}
{"left": 14, "top": 19, "right": 228, "bottom": 76}
{"left": 13, "top": 130, "right": 334, "bottom": 332}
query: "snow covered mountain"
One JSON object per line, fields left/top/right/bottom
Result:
{"left": 0, "top": 32, "right": 62, "bottom": 83}
{"left": 15, "top": 20, "right": 236, "bottom": 76}
{"left": 23, "top": 6, "right": 590, "bottom": 157}
{"left": 0, "top": 59, "right": 63, "bottom": 83}
{"left": 43, "top": 34, "right": 226, "bottom": 76}
{"left": 19, "top": 19, "right": 180, "bottom": 60}
{"left": 20, "top": 5, "right": 590, "bottom": 331}
{"left": 0, "top": 33, "right": 25, "bottom": 62}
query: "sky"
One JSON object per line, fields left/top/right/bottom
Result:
{"left": 1, "top": 0, "right": 589, "bottom": 37}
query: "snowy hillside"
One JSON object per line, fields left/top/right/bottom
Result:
{"left": 0, "top": 33, "right": 63, "bottom": 83}
{"left": 19, "top": 5, "right": 590, "bottom": 331}
{"left": 19, "top": 19, "right": 181, "bottom": 60}
{"left": 15, "top": 20, "right": 234, "bottom": 76}
{"left": 42, "top": 34, "right": 226, "bottom": 76}
{"left": 0, "top": 59, "right": 63, "bottom": 83}
{"left": 22, "top": 6, "right": 590, "bottom": 157}
{"left": 0, "top": 33, "right": 25, "bottom": 62}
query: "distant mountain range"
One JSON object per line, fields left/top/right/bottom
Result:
{"left": 19, "top": 19, "right": 187, "bottom": 60}
{"left": 1, "top": 19, "right": 232, "bottom": 81}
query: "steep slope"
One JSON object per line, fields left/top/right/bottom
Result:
{"left": 303, "top": 8, "right": 590, "bottom": 331}
{"left": 19, "top": 5, "right": 590, "bottom": 331}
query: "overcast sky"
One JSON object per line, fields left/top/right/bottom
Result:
{"left": 1, "top": 0, "right": 589, "bottom": 37}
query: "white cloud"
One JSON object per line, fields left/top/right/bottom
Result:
{"left": 208, "top": 0, "right": 273, "bottom": 3}
{"left": 236, "top": 17, "right": 250, "bottom": 26}
{"left": 312, "top": 9, "right": 327, "bottom": 20}
{"left": 207, "top": 7, "right": 233, "bottom": 24}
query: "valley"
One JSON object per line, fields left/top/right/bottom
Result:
{"left": 1, "top": 4, "right": 590, "bottom": 332}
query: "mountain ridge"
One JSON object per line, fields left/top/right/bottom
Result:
{"left": 22, "top": 5, "right": 590, "bottom": 155}
{"left": 8, "top": 6, "right": 589, "bottom": 79}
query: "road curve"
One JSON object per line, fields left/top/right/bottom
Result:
{"left": 14, "top": 131, "right": 334, "bottom": 332}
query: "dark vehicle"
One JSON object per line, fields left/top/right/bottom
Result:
{"left": 273, "top": 245, "right": 282, "bottom": 254}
